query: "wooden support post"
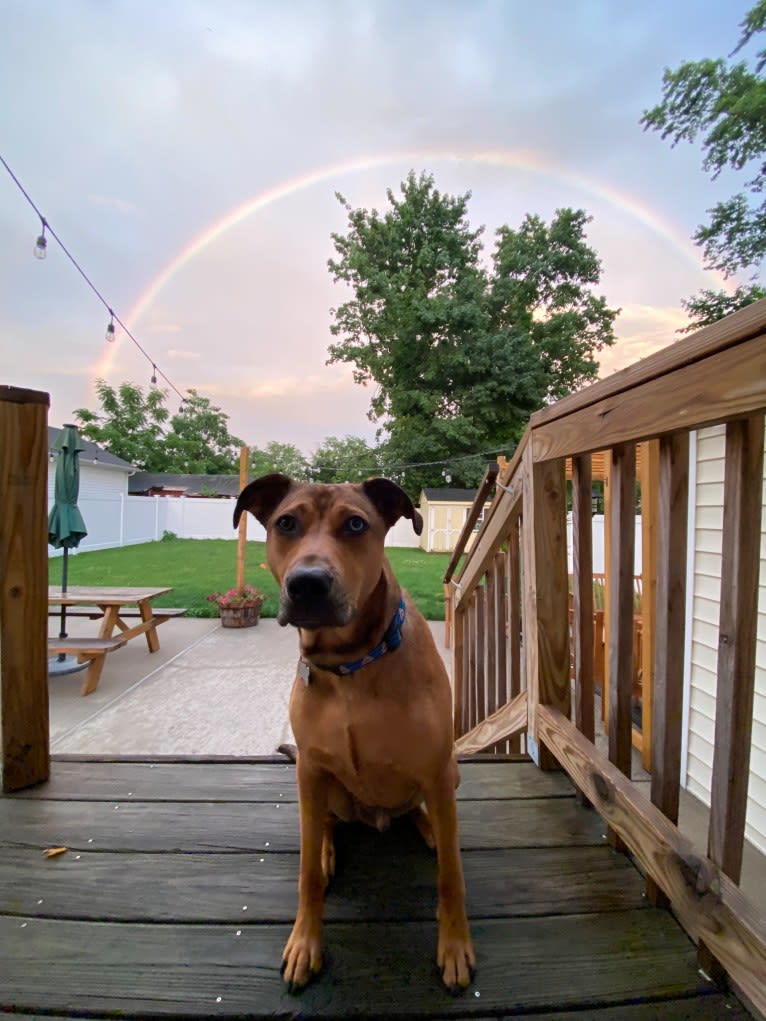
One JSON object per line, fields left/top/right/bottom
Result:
{"left": 1, "top": 386, "right": 50, "bottom": 792}
{"left": 236, "top": 446, "right": 249, "bottom": 592}
{"left": 572, "top": 454, "right": 594, "bottom": 805}
{"left": 602, "top": 452, "right": 612, "bottom": 725}
{"left": 475, "top": 585, "right": 486, "bottom": 726}
{"left": 493, "top": 550, "right": 507, "bottom": 753}
{"left": 508, "top": 519, "right": 522, "bottom": 754}
{"left": 572, "top": 453, "right": 594, "bottom": 744}
{"left": 647, "top": 432, "right": 688, "bottom": 907}
{"left": 639, "top": 440, "right": 660, "bottom": 771}
{"left": 699, "top": 414, "right": 764, "bottom": 982}
{"left": 452, "top": 601, "right": 465, "bottom": 741}
{"left": 522, "top": 449, "right": 570, "bottom": 770}
{"left": 607, "top": 443, "right": 636, "bottom": 848}
{"left": 485, "top": 568, "right": 497, "bottom": 726}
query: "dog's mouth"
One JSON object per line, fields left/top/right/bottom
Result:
{"left": 278, "top": 597, "right": 353, "bottom": 630}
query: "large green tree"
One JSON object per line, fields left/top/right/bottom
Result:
{"left": 75, "top": 381, "right": 242, "bottom": 473}
{"left": 327, "top": 172, "right": 617, "bottom": 494}
{"left": 310, "top": 435, "right": 381, "bottom": 483}
{"left": 74, "top": 379, "right": 170, "bottom": 470}
{"left": 642, "top": 1, "right": 766, "bottom": 328}
{"left": 250, "top": 441, "right": 310, "bottom": 480}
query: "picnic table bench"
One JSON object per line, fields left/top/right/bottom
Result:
{"left": 48, "top": 587, "right": 187, "bottom": 696}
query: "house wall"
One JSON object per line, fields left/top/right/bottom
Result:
{"left": 684, "top": 425, "right": 766, "bottom": 855}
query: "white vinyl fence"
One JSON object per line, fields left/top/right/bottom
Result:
{"left": 50, "top": 494, "right": 641, "bottom": 573}
{"left": 49, "top": 495, "right": 422, "bottom": 554}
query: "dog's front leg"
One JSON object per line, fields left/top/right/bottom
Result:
{"left": 282, "top": 756, "right": 328, "bottom": 992}
{"left": 424, "top": 769, "right": 476, "bottom": 992}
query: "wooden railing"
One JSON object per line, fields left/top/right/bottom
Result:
{"left": 446, "top": 300, "right": 766, "bottom": 1012}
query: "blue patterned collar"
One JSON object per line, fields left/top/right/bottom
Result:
{"left": 299, "top": 598, "right": 406, "bottom": 683}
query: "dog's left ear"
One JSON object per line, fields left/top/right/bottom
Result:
{"left": 362, "top": 478, "right": 423, "bottom": 535}
{"left": 234, "top": 473, "right": 293, "bottom": 529}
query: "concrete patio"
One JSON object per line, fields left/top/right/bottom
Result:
{"left": 48, "top": 616, "right": 450, "bottom": 757}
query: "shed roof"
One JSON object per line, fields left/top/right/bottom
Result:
{"left": 421, "top": 487, "right": 482, "bottom": 503}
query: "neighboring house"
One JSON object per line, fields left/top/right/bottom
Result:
{"left": 683, "top": 425, "right": 766, "bottom": 855}
{"left": 418, "top": 488, "right": 492, "bottom": 553}
{"left": 47, "top": 427, "right": 135, "bottom": 554}
{"left": 128, "top": 473, "right": 241, "bottom": 498}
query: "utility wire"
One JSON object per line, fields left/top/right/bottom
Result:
{"left": 0, "top": 152, "right": 185, "bottom": 403}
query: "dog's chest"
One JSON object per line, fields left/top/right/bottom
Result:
{"left": 291, "top": 678, "right": 431, "bottom": 804}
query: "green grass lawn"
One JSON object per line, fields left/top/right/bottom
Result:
{"left": 48, "top": 539, "right": 451, "bottom": 620}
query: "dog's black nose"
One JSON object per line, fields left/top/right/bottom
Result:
{"left": 286, "top": 566, "right": 333, "bottom": 604}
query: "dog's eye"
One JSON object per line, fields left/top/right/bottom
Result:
{"left": 344, "top": 515, "right": 368, "bottom": 535}
{"left": 275, "top": 514, "right": 298, "bottom": 535}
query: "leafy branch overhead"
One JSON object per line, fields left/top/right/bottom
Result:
{"left": 642, "top": 0, "right": 766, "bottom": 328}
{"left": 327, "top": 171, "right": 618, "bottom": 493}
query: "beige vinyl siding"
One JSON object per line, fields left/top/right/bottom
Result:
{"left": 686, "top": 424, "right": 766, "bottom": 855}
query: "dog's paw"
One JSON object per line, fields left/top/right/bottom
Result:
{"left": 437, "top": 930, "right": 476, "bottom": 994}
{"left": 281, "top": 923, "right": 323, "bottom": 993}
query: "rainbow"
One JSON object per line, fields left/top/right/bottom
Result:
{"left": 94, "top": 147, "right": 721, "bottom": 380}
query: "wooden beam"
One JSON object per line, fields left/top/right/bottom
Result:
{"left": 639, "top": 440, "right": 660, "bottom": 772}
{"left": 532, "top": 332, "right": 766, "bottom": 461}
{"left": 607, "top": 443, "right": 637, "bottom": 787}
{"left": 522, "top": 447, "right": 570, "bottom": 769}
{"left": 508, "top": 524, "right": 522, "bottom": 754}
{"left": 443, "top": 461, "right": 498, "bottom": 583}
{"left": 454, "top": 690, "right": 528, "bottom": 756}
{"left": 647, "top": 433, "right": 689, "bottom": 907}
{"left": 536, "top": 704, "right": 766, "bottom": 1018}
{"left": 708, "top": 413, "right": 765, "bottom": 883}
{"left": 235, "top": 446, "right": 249, "bottom": 592}
{"left": 492, "top": 551, "right": 507, "bottom": 753}
{"left": 531, "top": 299, "right": 766, "bottom": 430}
{"left": 452, "top": 604, "right": 465, "bottom": 741}
{"left": 1, "top": 386, "right": 50, "bottom": 792}
{"left": 571, "top": 453, "right": 594, "bottom": 746}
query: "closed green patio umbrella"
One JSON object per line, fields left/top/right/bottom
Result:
{"left": 48, "top": 423, "right": 88, "bottom": 675}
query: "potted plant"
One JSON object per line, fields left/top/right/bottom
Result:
{"left": 206, "top": 584, "right": 265, "bottom": 629}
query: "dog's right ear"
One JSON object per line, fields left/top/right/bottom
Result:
{"left": 233, "top": 473, "right": 293, "bottom": 529}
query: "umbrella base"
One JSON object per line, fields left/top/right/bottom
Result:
{"left": 48, "top": 655, "right": 90, "bottom": 677}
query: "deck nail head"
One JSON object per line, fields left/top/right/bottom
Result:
{"left": 260, "top": 857, "right": 264, "bottom": 863}
{"left": 235, "top": 929, "right": 242, "bottom": 936}
{"left": 474, "top": 991, "right": 480, "bottom": 998}
{"left": 265, "top": 841, "right": 270, "bottom": 847}
{"left": 20, "top": 922, "right": 27, "bottom": 928}
{"left": 242, "top": 905, "right": 248, "bottom": 911}
{"left": 75, "top": 855, "right": 81, "bottom": 860}
{"left": 216, "top": 996, "right": 222, "bottom": 1003}
{"left": 37, "top": 899, "right": 43, "bottom": 905}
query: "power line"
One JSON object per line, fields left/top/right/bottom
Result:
{"left": 0, "top": 152, "right": 186, "bottom": 403}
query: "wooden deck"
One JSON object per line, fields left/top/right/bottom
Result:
{"left": 0, "top": 757, "right": 752, "bottom": 1019}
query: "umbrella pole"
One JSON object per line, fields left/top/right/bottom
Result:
{"left": 58, "top": 547, "right": 69, "bottom": 660}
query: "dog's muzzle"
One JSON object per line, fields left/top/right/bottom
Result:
{"left": 279, "top": 565, "right": 352, "bottom": 629}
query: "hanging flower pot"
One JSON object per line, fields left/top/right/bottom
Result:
{"left": 206, "top": 586, "right": 265, "bottom": 629}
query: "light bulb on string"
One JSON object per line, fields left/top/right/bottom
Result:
{"left": 105, "top": 311, "right": 116, "bottom": 343}
{"left": 33, "top": 218, "right": 47, "bottom": 260}
{"left": 150, "top": 364, "right": 158, "bottom": 388}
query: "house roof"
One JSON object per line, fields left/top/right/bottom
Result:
{"left": 129, "top": 472, "right": 241, "bottom": 497}
{"left": 421, "top": 487, "right": 482, "bottom": 503}
{"left": 48, "top": 427, "right": 134, "bottom": 471}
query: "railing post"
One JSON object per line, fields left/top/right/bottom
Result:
{"left": 522, "top": 448, "right": 570, "bottom": 770}
{"left": 452, "top": 598, "right": 465, "bottom": 742}
{"left": 1, "top": 385, "right": 50, "bottom": 792}
{"left": 508, "top": 518, "right": 522, "bottom": 753}
{"left": 647, "top": 432, "right": 689, "bottom": 907}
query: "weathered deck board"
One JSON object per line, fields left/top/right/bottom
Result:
{"left": 0, "top": 843, "right": 645, "bottom": 922}
{"left": 9, "top": 759, "right": 574, "bottom": 802}
{"left": 0, "top": 758, "right": 750, "bottom": 1019}
{"left": 0, "top": 913, "right": 711, "bottom": 1016}
{"left": 0, "top": 795, "right": 604, "bottom": 852}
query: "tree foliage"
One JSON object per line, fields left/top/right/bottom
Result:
{"left": 310, "top": 435, "right": 381, "bottom": 483}
{"left": 642, "top": 1, "right": 766, "bottom": 322}
{"left": 250, "top": 441, "right": 310, "bottom": 480}
{"left": 678, "top": 283, "right": 766, "bottom": 333}
{"left": 327, "top": 172, "right": 617, "bottom": 493}
{"left": 74, "top": 380, "right": 242, "bottom": 473}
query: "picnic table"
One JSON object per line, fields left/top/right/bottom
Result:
{"left": 48, "top": 586, "right": 185, "bottom": 695}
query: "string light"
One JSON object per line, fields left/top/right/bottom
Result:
{"left": 1, "top": 152, "right": 187, "bottom": 405}
{"left": 33, "top": 217, "right": 47, "bottom": 260}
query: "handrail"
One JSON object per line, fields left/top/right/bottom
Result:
{"left": 449, "top": 299, "right": 766, "bottom": 1012}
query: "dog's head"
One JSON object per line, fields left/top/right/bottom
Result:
{"left": 234, "top": 475, "right": 422, "bottom": 630}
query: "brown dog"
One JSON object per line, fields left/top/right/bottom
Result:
{"left": 234, "top": 474, "right": 475, "bottom": 993}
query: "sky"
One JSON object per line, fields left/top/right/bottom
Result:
{"left": 0, "top": 0, "right": 755, "bottom": 456}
